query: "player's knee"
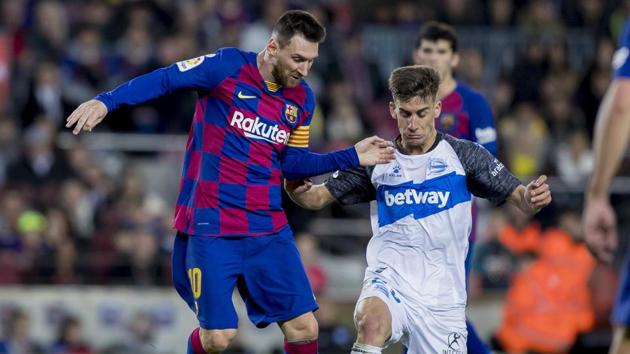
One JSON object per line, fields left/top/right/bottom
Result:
{"left": 281, "top": 312, "right": 319, "bottom": 340}
{"left": 355, "top": 312, "right": 389, "bottom": 342}
{"left": 199, "top": 329, "right": 237, "bottom": 352}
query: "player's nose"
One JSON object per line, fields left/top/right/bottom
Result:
{"left": 297, "top": 62, "right": 308, "bottom": 77}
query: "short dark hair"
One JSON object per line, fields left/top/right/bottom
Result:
{"left": 389, "top": 65, "right": 440, "bottom": 103}
{"left": 272, "top": 10, "right": 326, "bottom": 47}
{"left": 416, "top": 21, "right": 458, "bottom": 52}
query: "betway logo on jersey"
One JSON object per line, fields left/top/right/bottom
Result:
{"left": 384, "top": 189, "right": 450, "bottom": 208}
{"left": 377, "top": 172, "right": 471, "bottom": 227}
{"left": 230, "top": 110, "right": 290, "bottom": 144}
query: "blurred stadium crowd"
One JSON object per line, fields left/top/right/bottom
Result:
{"left": 1, "top": 0, "right": 630, "bottom": 353}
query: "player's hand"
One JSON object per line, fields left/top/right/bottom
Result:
{"left": 355, "top": 136, "right": 395, "bottom": 166}
{"left": 65, "top": 99, "right": 108, "bottom": 135}
{"left": 583, "top": 196, "right": 617, "bottom": 263}
{"left": 284, "top": 178, "right": 313, "bottom": 195}
{"left": 523, "top": 175, "right": 552, "bottom": 213}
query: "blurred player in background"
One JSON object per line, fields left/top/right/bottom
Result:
{"left": 286, "top": 65, "right": 551, "bottom": 354}
{"left": 412, "top": 21, "right": 497, "bottom": 354}
{"left": 583, "top": 18, "right": 630, "bottom": 354}
{"left": 65, "top": 10, "right": 394, "bottom": 354}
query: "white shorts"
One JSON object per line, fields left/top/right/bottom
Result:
{"left": 354, "top": 268, "right": 468, "bottom": 354}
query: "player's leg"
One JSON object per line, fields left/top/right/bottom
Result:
{"left": 352, "top": 296, "right": 392, "bottom": 353}
{"left": 465, "top": 202, "right": 491, "bottom": 354}
{"left": 279, "top": 312, "right": 319, "bottom": 354}
{"left": 406, "top": 306, "right": 467, "bottom": 354}
{"left": 173, "top": 233, "right": 242, "bottom": 353}
{"left": 239, "top": 226, "right": 319, "bottom": 353}
{"left": 350, "top": 271, "right": 406, "bottom": 354}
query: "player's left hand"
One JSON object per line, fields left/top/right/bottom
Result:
{"left": 583, "top": 196, "right": 617, "bottom": 263}
{"left": 284, "top": 178, "right": 313, "bottom": 195}
{"left": 524, "top": 175, "right": 552, "bottom": 213}
{"left": 355, "top": 136, "right": 395, "bottom": 166}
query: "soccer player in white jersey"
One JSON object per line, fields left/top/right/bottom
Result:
{"left": 285, "top": 65, "right": 552, "bottom": 354}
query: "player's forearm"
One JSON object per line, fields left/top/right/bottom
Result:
{"left": 95, "top": 67, "right": 175, "bottom": 112}
{"left": 281, "top": 146, "right": 359, "bottom": 180}
{"left": 286, "top": 184, "right": 334, "bottom": 210}
{"left": 587, "top": 80, "right": 630, "bottom": 199}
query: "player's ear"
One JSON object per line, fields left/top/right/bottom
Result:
{"left": 451, "top": 52, "right": 460, "bottom": 68}
{"left": 433, "top": 99, "right": 442, "bottom": 118}
{"left": 267, "top": 38, "right": 279, "bottom": 56}
{"left": 389, "top": 101, "right": 397, "bottom": 120}
{"left": 412, "top": 47, "right": 421, "bottom": 65}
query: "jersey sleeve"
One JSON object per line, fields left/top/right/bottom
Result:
{"left": 613, "top": 20, "right": 630, "bottom": 79}
{"left": 281, "top": 87, "right": 360, "bottom": 180}
{"left": 286, "top": 87, "right": 316, "bottom": 149}
{"left": 468, "top": 93, "right": 498, "bottom": 156}
{"left": 445, "top": 135, "right": 520, "bottom": 205}
{"left": 95, "top": 48, "right": 241, "bottom": 112}
{"left": 324, "top": 167, "right": 376, "bottom": 205}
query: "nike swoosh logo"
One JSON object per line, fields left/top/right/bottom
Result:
{"left": 237, "top": 91, "right": 256, "bottom": 99}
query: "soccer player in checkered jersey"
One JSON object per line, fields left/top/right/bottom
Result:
{"left": 583, "top": 17, "right": 630, "bottom": 354}
{"left": 412, "top": 21, "right": 497, "bottom": 354}
{"left": 66, "top": 10, "right": 395, "bottom": 354}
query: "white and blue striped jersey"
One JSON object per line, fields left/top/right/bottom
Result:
{"left": 326, "top": 132, "right": 520, "bottom": 308}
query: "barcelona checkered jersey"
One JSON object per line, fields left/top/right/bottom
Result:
{"left": 96, "top": 47, "right": 359, "bottom": 236}
{"left": 438, "top": 82, "right": 497, "bottom": 156}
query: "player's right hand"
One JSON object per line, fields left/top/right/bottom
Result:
{"left": 66, "top": 99, "right": 108, "bottom": 135}
{"left": 284, "top": 178, "right": 313, "bottom": 195}
{"left": 583, "top": 196, "right": 617, "bottom": 263}
{"left": 355, "top": 136, "right": 395, "bottom": 166}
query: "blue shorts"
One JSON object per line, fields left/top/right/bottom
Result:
{"left": 613, "top": 247, "right": 630, "bottom": 325}
{"left": 171, "top": 226, "right": 318, "bottom": 329}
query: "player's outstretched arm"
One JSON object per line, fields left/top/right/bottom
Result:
{"left": 66, "top": 99, "right": 108, "bottom": 135}
{"left": 582, "top": 79, "right": 630, "bottom": 262}
{"left": 281, "top": 135, "right": 394, "bottom": 181}
{"left": 284, "top": 179, "right": 335, "bottom": 210}
{"left": 506, "top": 175, "right": 552, "bottom": 216}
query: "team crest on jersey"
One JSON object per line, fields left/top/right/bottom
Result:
{"left": 177, "top": 56, "right": 205, "bottom": 72}
{"left": 439, "top": 113, "right": 455, "bottom": 130}
{"left": 284, "top": 104, "right": 299, "bottom": 124}
{"left": 428, "top": 158, "right": 448, "bottom": 174}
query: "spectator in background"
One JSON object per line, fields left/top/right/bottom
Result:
{"left": 103, "top": 311, "right": 165, "bottom": 354}
{"left": 296, "top": 232, "right": 328, "bottom": 296}
{"left": 554, "top": 129, "right": 594, "bottom": 188}
{"left": 6, "top": 120, "right": 75, "bottom": 187}
{"left": 21, "top": 61, "right": 74, "bottom": 129}
{"left": 314, "top": 299, "right": 354, "bottom": 354}
{"left": 0, "top": 308, "right": 43, "bottom": 354}
{"left": 470, "top": 209, "right": 518, "bottom": 299}
{"left": 49, "top": 316, "right": 94, "bottom": 354}
{"left": 498, "top": 102, "right": 549, "bottom": 179}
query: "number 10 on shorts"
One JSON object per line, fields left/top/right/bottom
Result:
{"left": 188, "top": 268, "right": 202, "bottom": 314}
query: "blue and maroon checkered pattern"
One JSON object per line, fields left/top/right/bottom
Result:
{"left": 437, "top": 83, "right": 496, "bottom": 156}
{"left": 172, "top": 48, "right": 315, "bottom": 236}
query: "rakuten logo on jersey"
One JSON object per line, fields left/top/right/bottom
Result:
{"left": 230, "top": 110, "right": 290, "bottom": 144}
{"left": 384, "top": 189, "right": 450, "bottom": 209}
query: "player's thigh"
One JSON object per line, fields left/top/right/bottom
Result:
{"left": 172, "top": 232, "right": 195, "bottom": 310}
{"left": 239, "top": 227, "right": 318, "bottom": 328}
{"left": 353, "top": 275, "right": 406, "bottom": 347}
{"left": 406, "top": 307, "right": 466, "bottom": 354}
{"left": 186, "top": 235, "right": 243, "bottom": 329}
